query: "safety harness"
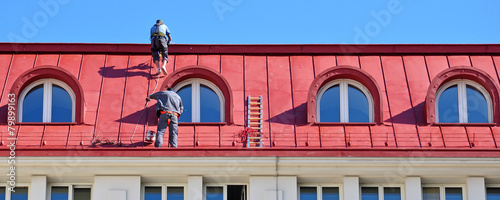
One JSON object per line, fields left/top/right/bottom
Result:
{"left": 151, "top": 24, "right": 166, "bottom": 38}
{"left": 157, "top": 110, "right": 180, "bottom": 125}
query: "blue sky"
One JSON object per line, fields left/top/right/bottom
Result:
{"left": 1, "top": 0, "right": 499, "bottom": 44}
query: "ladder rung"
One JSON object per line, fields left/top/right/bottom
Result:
{"left": 249, "top": 122, "right": 261, "bottom": 125}
{"left": 249, "top": 108, "right": 260, "bottom": 110}
{"left": 248, "top": 137, "right": 261, "bottom": 140}
{"left": 248, "top": 142, "right": 262, "bottom": 144}
{"left": 249, "top": 97, "right": 261, "bottom": 100}
{"left": 249, "top": 118, "right": 261, "bottom": 120}
{"left": 249, "top": 113, "right": 261, "bottom": 115}
{"left": 249, "top": 103, "right": 261, "bottom": 105}
{"left": 250, "top": 127, "right": 261, "bottom": 130}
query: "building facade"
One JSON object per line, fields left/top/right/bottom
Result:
{"left": 0, "top": 43, "right": 500, "bottom": 200}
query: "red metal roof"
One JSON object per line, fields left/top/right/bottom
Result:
{"left": 1, "top": 43, "right": 500, "bottom": 157}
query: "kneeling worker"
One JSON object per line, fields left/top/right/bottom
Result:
{"left": 146, "top": 88, "right": 183, "bottom": 148}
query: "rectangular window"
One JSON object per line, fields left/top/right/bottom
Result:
{"left": 206, "top": 186, "right": 223, "bottom": 200}
{"left": 51, "top": 187, "right": 69, "bottom": 200}
{"left": 361, "top": 187, "right": 401, "bottom": 200}
{"left": 167, "top": 187, "right": 184, "bottom": 200}
{"left": 73, "top": 188, "right": 91, "bottom": 200}
{"left": 49, "top": 186, "right": 91, "bottom": 200}
{"left": 11, "top": 187, "right": 28, "bottom": 200}
{"left": 487, "top": 188, "right": 500, "bottom": 200}
{"left": 322, "top": 187, "right": 340, "bottom": 200}
{"left": 362, "top": 187, "right": 379, "bottom": 200}
{"left": 445, "top": 188, "right": 462, "bottom": 200}
{"left": 300, "top": 187, "right": 317, "bottom": 200}
{"left": 145, "top": 186, "right": 162, "bottom": 200}
{"left": 299, "top": 186, "right": 340, "bottom": 200}
{"left": 423, "top": 187, "right": 440, "bottom": 200}
{"left": 423, "top": 186, "right": 464, "bottom": 200}
{"left": 206, "top": 185, "right": 246, "bottom": 200}
{"left": 0, "top": 187, "right": 5, "bottom": 200}
{"left": 384, "top": 187, "right": 401, "bottom": 200}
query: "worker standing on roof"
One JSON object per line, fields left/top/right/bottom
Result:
{"left": 146, "top": 87, "right": 183, "bottom": 148}
{"left": 150, "top": 19, "right": 171, "bottom": 76}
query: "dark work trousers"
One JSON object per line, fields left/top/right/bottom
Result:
{"left": 151, "top": 37, "right": 169, "bottom": 62}
{"left": 155, "top": 112, "right": 178, "bottom": 148}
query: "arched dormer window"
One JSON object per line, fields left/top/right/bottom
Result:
{"left": 10, "top": 66, "right": 85, "bottom": 124}
{"left": 308, "top": 66, "right": 383, "bottom": 124}
{"left": 436, "top": 80, "right": 492, "bottom": 123}
{"left": 161, "top": 65, "right": 233, "bottom": 124}
{"left": 317, "top": 79, "right": 374, "bottom": 123}
{"left": 18, "top": 79, "right": 75, "bottom": 122}
{"left": 173, "top": 78, "right": 225, "bottom": 122}
{"left": 426, "top": 66, "right": 500, "bottom": 125}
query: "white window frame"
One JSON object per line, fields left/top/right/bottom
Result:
{"left": 298, "top": 185, "right": 343, "bottom": 200}
{"left": 47, "top": 184, "right": 92, "bottom": 200}
{"left": 422, "top": 185, "right": 467, "bottom": 200}
{"left": 203, "top": 184, "right": 248, "bottom": 200}
{"left": 436, "top": 79, "right": 493, "bottom": 123}
{"left": 173, "top": 78, "right": 225, "bottom": 122}
{"left": 316, "top": 79, "right": 374, "bottom": 123}
{"left": 360, "top": 185, "right": 405, "bottom": 200}
{"left": 18, "top": 78, "right": 76, "bottom": 123}
{"left": 141, "top": 184, "right": 187, "bottom": 200}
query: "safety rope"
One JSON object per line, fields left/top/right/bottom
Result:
{"left": 130, "top": 75, "right": 161, "bottom": 145}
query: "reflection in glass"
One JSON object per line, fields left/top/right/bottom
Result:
{"left": 52, "top": 85, "right": 72, "bottom": 122}
{"left": 361, "top": 187, "right": 379, "bottom": 200}
{"left": 23, "top": 85, "right": 44, "bottom": 122}
{"left": 300, "top": 187, "right": 317, "bottom": 200}
{"left": 445, "top": 188, "right": 463, "bottom": 200}
{"left": 438, "top": 85, "right": 459, "bottom": 123}
{"left": 206, "top": 186, "right": 223, "bottom": 200}
{"left": 384, "top": 187, "right": 401, "bottom": 200}
{"left": 177, "top": 85, "right": 192, "bottom": 122}
{"left": 466, "top": 85, "right": 488, "bottom": 123}
{"left": 145, "top": 187, "right": 161, "bottom": 200}
{"left": 423, "top": 187, "right": 440, "bottom": 200}
{"left": 348, "top": 85, "right": 369, "bottom": 122}
{"left": 320, "top": 85, "right": 340, "bottom": 122}
{"left": 0, "top": 187, "right": 5, "bottom": 200}
{"left": 487, "top": 188, "right": 500, "bottom": 200}
{"left": 323, "top": 187, "right": 340, "bottom": 200}
{"left": 11, "top": 187, "right": 28, "bottom": 200}
{"left": 200, "top": 85, "right": 221, "bottom": 122}
{"left": 51, "top": 187, "right": 69, "bottom": 200}
{"left": 73, "top": 188, "right": 91, "bottom": 200}
{"left": 167, "top": 187, "right": 184, "bottom": 200}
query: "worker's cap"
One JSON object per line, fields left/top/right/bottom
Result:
{"left": 156, "top": 19, "right": 163, "bottom": 24}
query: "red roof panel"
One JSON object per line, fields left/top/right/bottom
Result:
{"left": 337, "top": 55, "right": 359, "bottom": 68}
{"left": 34, "top": 54, "right": 59, "bottom": 67}
{"left": 471, "top": 56, "right": 499, "bottom": 83}
{"left": 313, "top": 55, "right": 336, "bottom": 77}
{"left": 1, "top": 43, "right": 499, "bottom": 157}
{"left": 268, "top": 56, "right": 295, "bottom": 147}
{"left": 381, "top": 56, "right": 420, "bottom": 147}
{"left": 448, "top": 55, "right": 472, "bottom": 67}
{"left": 425, "top": 56, "right": 450, "bottom": 78}
{"left": 58, "top": 54, "right": 83, "bottom": 78}
{"left": 465, "top": 126, "right": 495, "bottom": 148}
{"left": 319, "top": 126, "right": 345, "bottom": 148}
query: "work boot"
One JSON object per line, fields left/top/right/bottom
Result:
{"left": 156, "top": 67, "right": 161, "bottom": 75}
